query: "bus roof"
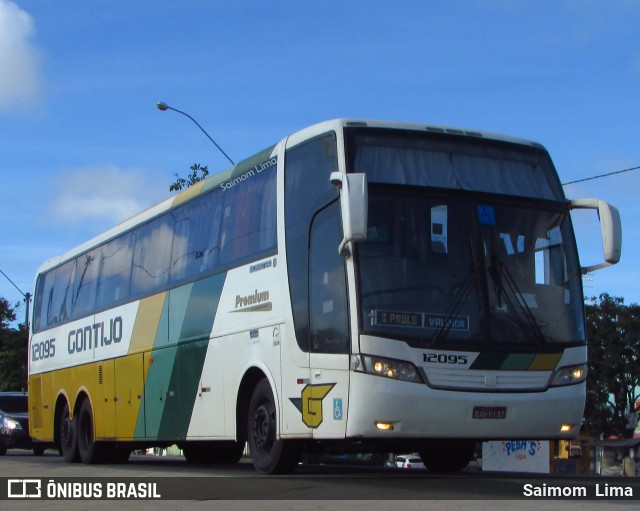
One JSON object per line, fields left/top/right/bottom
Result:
{"left": 35, "top": 119, "right": 547, "bottom": 276}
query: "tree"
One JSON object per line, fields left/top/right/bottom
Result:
{"left": 169, "top": 163, "right": 209, "bottom": 192}
{"left": 584, "top": 293, "right": 640, "bottom": 438}
{"left": 0, "top": 297, "right": 27, "bottom": 391}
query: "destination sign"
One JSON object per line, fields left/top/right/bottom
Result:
{"left": 372, "top": 310, "right": 469, "bottom": 331}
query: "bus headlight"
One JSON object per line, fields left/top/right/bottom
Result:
{"left": 361, "top": 355, "right": 423, "bottom": 383}
{"left": 550, "top": 364, "right": 587, "bottom": 387}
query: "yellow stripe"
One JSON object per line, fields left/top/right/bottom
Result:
{"left": 171, "top": 180, "right": 206, "bottom": 207}
{"left": 529, "top": 353, "right": 562, "bottom": 371}
{"left": 129, "top": 292, "right": 166, "bottom": 354}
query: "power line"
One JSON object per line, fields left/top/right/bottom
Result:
{"left": 562, "top": 165, "right": 640, "bottom": 186}
{"left": 0, "top": 268, "right": 26, "bottom": 298}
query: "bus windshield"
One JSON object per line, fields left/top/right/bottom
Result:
{"left": 347, "top": 128, "right": 584, "bottom": 348}
{"left": 357, "top": 193, "right": 585, "bottom": 348}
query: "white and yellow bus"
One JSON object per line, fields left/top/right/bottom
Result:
{"left": 28, "top": 119, "right": 621, "bottom": 473}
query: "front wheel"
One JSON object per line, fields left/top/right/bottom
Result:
{"left": 247, "top": 379, "right": 301, "bottom": 474}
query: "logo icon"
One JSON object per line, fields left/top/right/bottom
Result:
{"left": 289, "top": 383, "right": 335, "bottom": 428}
{"left": 8, "top": 479, "right": 42, "bottom": 499}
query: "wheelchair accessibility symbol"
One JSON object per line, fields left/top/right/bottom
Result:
{"left": 333, "top": 398, "right": 343, "bottom": 420}
{"left": 477, "top": 205, "right": 496, "bottom": 225}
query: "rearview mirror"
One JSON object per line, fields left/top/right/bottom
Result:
{"left": 330, "top": 172, "right": 368, "bottom": 257}
{"left": 569, "top": 198, "right": 622, "bottom": 274}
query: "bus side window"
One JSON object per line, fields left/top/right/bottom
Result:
{"left": 96, "top": 232, "right": 134, "bottom": 308}
{"left": 309, "top": 203, "right": 350, "bottom": 354}
{"left": 49, "top": 260, "right": 75, "bottom": 325}
{"left": 171, "top": 193, "right": 223, "bottom": 283}
{"left": 285, "top": 132, "right": 339, "bottom": 352}
{"left": 131, "top": 216, "right": 174, "bottom": 296}
{"left": 71, "top": 249, "right": 100, "bottom": 319}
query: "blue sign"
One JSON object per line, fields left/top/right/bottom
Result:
{"left": 333, "top": 398, "right": 343, "bottom": 420}
{"left": 477, "top": 205, "right": 496, "bottom": 225}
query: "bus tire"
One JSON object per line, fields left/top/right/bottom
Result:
{"left": 183, "top": 441, "right": 244, "bottom": 464}
{"left": 247, "top": 379, "right": 301, "bottom": 474}
{"left": 60, "top": 401, "right": 79, "bottom": 463}
{"left": 77, "top": 399, "right": 102, "bottom": 464}
{"left": 419, "top": 440, "right": 475, "bottom": 473}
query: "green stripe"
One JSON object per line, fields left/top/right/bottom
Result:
{"left": 179, "top": 274, "right": 226, "bottom": 341}
{"left": 157, "top": 340, "right": 208, "bottom": 439}
{"left": 138, "top": 272, "right": 227, "bottom": 440}
{"left": 142, "top": 345, "right": 178, "bottom": 438}
{"left": 470, "top": 352, "right": 508, "bottom": 370}
{"left": 501, "top": 353, "right": 536, "bottom": 370}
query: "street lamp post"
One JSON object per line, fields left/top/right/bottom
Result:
{"left": 156, "top": 101, "right": 235, "bottom": 166}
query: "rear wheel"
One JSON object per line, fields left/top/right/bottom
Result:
{"left": 419, "top": 440, "right": 475, "bottom": 473}
{"left": 77, "top": 399, "right": 103, "bottom": 464}
{"left": 60, "top": 401, "right": 79, "bottom": 463}
{"left": 247, "top": 379, "right": 301, "bottom": 474}
{"left": 183, "top": 441, "right": 244, "bottom": 464}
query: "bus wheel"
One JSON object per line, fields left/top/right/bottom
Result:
{"left": 60, "top": 401, "right": 79, "bottom": 463}
{"left": 183, "top": 441, "right": 244, "bottom": 464}
{"left": 247, "top": 379, "right": 301, "bottom": 474}
{"left": 77, "top": 399, "right": 102, "bottom": 464}
{"left": 419, "top": 440, "right": 475, "bottom": 473}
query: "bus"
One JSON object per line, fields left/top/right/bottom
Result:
{"left": 28, "top": 119, "right": 621, "bottom": 474}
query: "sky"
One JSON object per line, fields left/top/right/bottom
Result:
{"left": 0, "top": 0, "right": 639, "bottom": 326}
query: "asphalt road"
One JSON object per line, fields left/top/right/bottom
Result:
{"left": 0, "top": 449, "right": 637, "bottom": 511}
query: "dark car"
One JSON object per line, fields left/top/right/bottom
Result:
{"left": 0, "top": 392, "right": 47, "bottom": 455}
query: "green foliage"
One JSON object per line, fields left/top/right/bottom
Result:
{"left": 169, "top": 163, "right": 209, "bottom": 192}
{"left": 584, "top": 293, "right": 640, "bottom": 438}
{"left": 0, "top": 298, "right": 27, "bottom": 391}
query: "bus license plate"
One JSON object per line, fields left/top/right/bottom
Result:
{"left": 472, "top": 406, "right": 507, "bottom": 419}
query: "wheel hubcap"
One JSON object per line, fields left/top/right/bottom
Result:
{"left": 253, "top": 403, "right": 275, "bottom": 454}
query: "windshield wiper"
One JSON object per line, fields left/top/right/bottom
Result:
{"left": 430, "top": 236, "right": 480, "bottom": 347}
{"left": 488, "top": 246, "right": 545, "bottom": 347}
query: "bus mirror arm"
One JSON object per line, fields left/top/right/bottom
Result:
{"left": 569, "top": 198, "right": 622, "bottom": 274}
{"left": 330, "top": 172, "right": 368, "bottom": 257}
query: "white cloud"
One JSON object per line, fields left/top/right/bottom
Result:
{"left": 0, "top": 0, "right": 42, "bottom": 112}
{"left": 50, "top": 164, "right": 167, "bottom": 226}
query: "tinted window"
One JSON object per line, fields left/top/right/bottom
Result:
{"left": 33, "top": 154, "right": 278, "bottom": 332}
{"left": 71, "top": 249, "right": 100, "bottom": 318}
{"left": 131, "top": 215, "right": 174, "bottom": 296}
{"left": 309, "top": 203, "right": 349, "bottom": 353}
{"left": 171, "top": 192, "right": 223, "bottom": 283}
{"left": 219, "top": 163, "right": 277, "bottom": 266}
{"left": 48, "top": 260, "right": 75, "bottom": 325}
{"left": 347, "top": 128, "right": 564, "bottom": 201}
{"left": 285, "top": 132, "right": 339, "bottom": 352}
{"left": 96, "top": 232, "right": 134, "bottom": 309}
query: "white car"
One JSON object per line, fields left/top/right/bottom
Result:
{"left": 395, "top": 455, "right": 425, "bottom": 469}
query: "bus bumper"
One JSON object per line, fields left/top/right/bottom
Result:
{"left": 346, "top": 371, "right": 585, "bottom": 440}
